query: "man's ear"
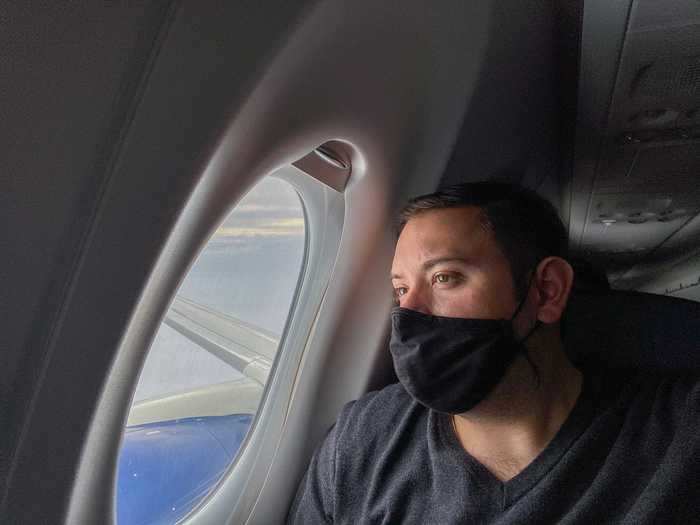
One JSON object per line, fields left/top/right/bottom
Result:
{"left": 533, "top": 257, "right": 574, "bottom": 324}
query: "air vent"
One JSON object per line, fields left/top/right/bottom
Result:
{"left": 618, "top": 126, "right": 700, "bottom": 145}
{"left": 632, "top": 57, "right": 700, "bottom": 99}
{"left": 595, "top": 205, "right": 697, "bottom": 225}
{"left": 628, "top": 108, "right": 679, "bottom": 127}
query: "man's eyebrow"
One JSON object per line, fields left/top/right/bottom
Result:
{"left": 422, "top": 257, "right": 472, "bottom": 271}
{"left": 391, "top": 257, "right": 471, "bottom": 280}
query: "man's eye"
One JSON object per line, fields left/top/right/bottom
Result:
{"left": 395, "top": 287, "right": 408, "bottom": 297}
{"left": 432, "top": 273, "right": 460, "bottom": 286}
{"left": 434, "top": 273, "right": 451, "bottom": 284}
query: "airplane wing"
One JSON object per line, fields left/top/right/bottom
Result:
{"left": 126, "top": 296, "right": 278, "bottom": 426}
{"left": 165, "top": 295, "right": 278, "bottom": 385}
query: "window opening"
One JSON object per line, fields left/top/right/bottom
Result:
{"left": 116, "top": 175, "right": 306, "bottom": 525}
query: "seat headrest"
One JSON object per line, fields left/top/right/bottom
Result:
{"left": 564, "top": 290, "right": 700, "bottom": 371}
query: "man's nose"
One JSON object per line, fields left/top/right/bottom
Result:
{"left": 400, "top": 288, "right": 431, "bottom": 314}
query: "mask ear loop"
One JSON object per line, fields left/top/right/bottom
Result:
{"left": 510, "top": 267, "right": 543, "bottom": 385}
{"left": 509, "top": 280, "right": 531, "bottom": 323}
{"left": 509, "top": 266, "right": 543, "bottom": 338}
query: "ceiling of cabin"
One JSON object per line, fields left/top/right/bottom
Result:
{"left": 569, "top": 0, "right": 700, "bottom": 290}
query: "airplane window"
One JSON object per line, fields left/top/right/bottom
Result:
{"left": 116, "top": 176, "right": 306, "bottom": 525}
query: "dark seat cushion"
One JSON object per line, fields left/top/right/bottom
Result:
{"left": 564, "top": 290, "right": 700, "bottom": 371}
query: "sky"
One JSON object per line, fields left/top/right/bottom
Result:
{"left": 133, "top": 175, "right": 306, "bottom": 402}
{"left": 215, "top": 176, "right": 305, "bottom": 238}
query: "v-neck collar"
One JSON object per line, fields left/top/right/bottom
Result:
{"left": 433, "top": 373, "right": 595, "bottom": 510}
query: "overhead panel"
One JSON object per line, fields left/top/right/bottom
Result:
{"left": 574, "top": 0, "right": 700, "bottom": 286}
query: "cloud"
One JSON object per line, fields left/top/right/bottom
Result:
{"left": 220, "top": 205, "right": 304, "bottom": 227}
{"left": 235, "top": 204, "right": 302, "bottom": 214}
{"left": 214, "top": 217, "right": 305, "bottom": 238}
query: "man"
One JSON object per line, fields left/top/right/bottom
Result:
{"left": 287, "top": 182, "right": 700, "bottom": 523}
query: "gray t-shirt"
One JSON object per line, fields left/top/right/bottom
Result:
{"left": 287, "top": 368, "right": 700, "bottom": 524}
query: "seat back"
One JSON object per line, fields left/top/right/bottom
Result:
{"left": 564, "top": 290, "right": 700, "bottom": 371}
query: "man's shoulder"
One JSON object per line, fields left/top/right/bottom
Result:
{"left": 591, "top": 366, "right": 700, "bottom": 414}
{"left": 623, "top": 369, "right": 700, "bottom": 432}
{"left": 333, "top": 382, "right": 422, "bottom": 443}
{"left": 630, "top": 368, "right": 700, "bottom": 396}
{"left": 652, "top": 369, "right": 700, "bottom": 406}
{"left": 339, "top": 382, "right": 417, "bottom": 423}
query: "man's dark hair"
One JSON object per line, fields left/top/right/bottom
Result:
{"left": 398, "top": 181, "right": 569, "bottom": 301}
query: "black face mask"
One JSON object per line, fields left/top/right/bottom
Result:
{"left": 389, "top": 288, "right": 539, "bottom": 415}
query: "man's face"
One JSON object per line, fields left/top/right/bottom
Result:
{"left": 391, "top": 207, "right": 521, "bottom": 322}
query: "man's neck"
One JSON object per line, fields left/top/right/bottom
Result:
{"left": 451, "top": 342, "right": 583, "bottom": 482}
